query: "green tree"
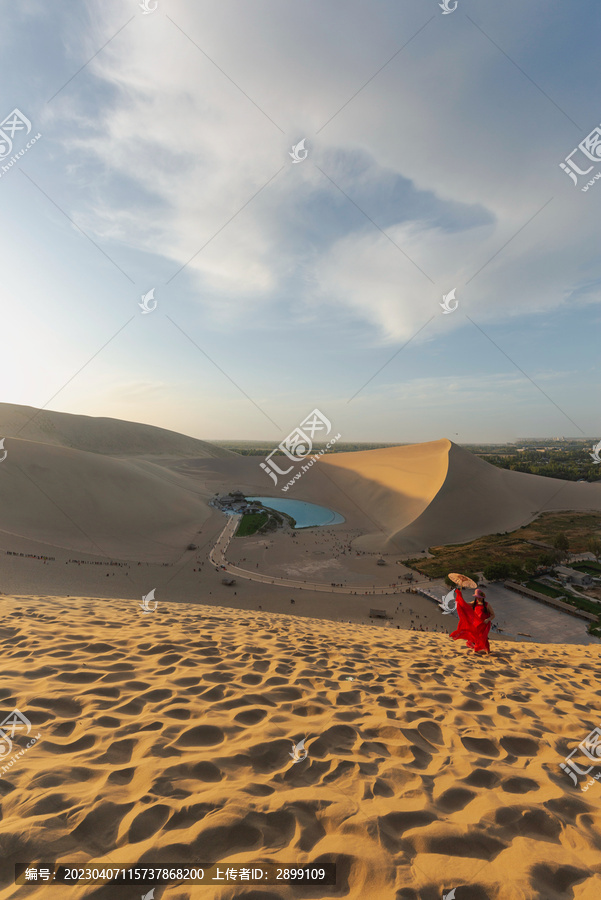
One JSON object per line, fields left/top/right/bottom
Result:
{"left": 553, "top": 532, "right": 570, "bottom": 562}
{"left": 586, "top": 537, "right": 601, "bottom": 563}
{"left": 508, "top": 562, "right": 529, "bottom": 582}
{"left": 538, "top": 550, "right": 561, "bottom": 568}
{"left": 483, "top": 562, "right": 512, "bottom": 581}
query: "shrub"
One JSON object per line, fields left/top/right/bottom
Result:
{"left": 483, "top": 562, "right": 512, "bottom": 581}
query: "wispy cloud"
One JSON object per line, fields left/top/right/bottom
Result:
{"left": 1, "top": 0, "right": 599, "bottom": 440}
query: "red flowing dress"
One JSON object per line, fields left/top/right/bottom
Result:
{"left": 450, "top": 588, "right": 491, "bottom": 653}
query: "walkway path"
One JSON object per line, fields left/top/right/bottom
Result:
{"left": 209, "top": 515, "right": 436, "bottom": 596}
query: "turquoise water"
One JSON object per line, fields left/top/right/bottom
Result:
{"left": 248, "top": 497, "right": 345, "bottom": 528}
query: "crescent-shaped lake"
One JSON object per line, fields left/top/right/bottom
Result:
{"left": 248, "top": 497, "right": 345, "bottom": 528}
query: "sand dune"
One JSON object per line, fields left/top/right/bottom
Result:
{"left": 317, "top": 440, "right": 601, "bottom": 552}
{"left": 163, "top": 438, "right": 601, "bottom": 557}
{"left": 0, "top": 438, "right": 211, "bottom": 558}
{"left": 166, "top": 439, "right": 601, "bottom": 554}
{"left": 2, "top": 409, "right": 601, "bottom": 560}
{"left": 397, "top": 441, "right": 601, "bottom": 551}
{"left": 0, "top": 403, "right": 235, "bottom": 459}
{"left": 1, "top": 594, "right": 600, "bottom": 899}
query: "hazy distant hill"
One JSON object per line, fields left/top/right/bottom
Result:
{"left": 0, "top": 403, "right": 236, "bottom": 459}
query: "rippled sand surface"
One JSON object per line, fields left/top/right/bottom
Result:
{"left": 1, "top": 594, "right": 600, "bottom": 899}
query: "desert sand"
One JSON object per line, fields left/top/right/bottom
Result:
{"left": 0, "top": 403, "right": 235, "bottom": 459}
{"left": 2, "top": 405, "right": 601, "bottom": 561}
{"left": 1, "top": 406, "right": 601, "bottom": 898}
{"left": 1, "top": 594, "right": 600, "bottom": 900}
{"left": 319, "top": 441, "right": 601, "bottom": 553}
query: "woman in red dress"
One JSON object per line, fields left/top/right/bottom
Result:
{"left": 450, "top": 587, "right": 495, "bottom": 654}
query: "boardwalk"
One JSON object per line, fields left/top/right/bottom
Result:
{"left": 209, "top": 515, "right": 431, "bottom": 596}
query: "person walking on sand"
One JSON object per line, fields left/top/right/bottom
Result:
{"left": 450, "top": 586, "right": 495, "bottom": 654}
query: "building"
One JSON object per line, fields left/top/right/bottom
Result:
{"left": 555, "top": 566, "right": 593, "bottom": 587}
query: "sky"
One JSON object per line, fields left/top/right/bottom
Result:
{"left": 1, "top": 0, "right": 600, "bottom": 445}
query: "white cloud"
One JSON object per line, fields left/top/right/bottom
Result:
{"left": 47, "top": 0, "right": 601, "bottom": 346}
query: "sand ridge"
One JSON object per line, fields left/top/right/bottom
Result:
{"left": 322, "top": 441, "right": 601, "bottom": 553}
{"left": 1, "top": 594, "right": 600, "bottom": 899}
{"left": 2, "top": 407, "right": 601, "bottom": 557}
{"left": 0, "top": 403, "right": 235, "bottom": 459}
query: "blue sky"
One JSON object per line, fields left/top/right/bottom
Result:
{"left": 1, "top": 0, "right": 600, "bottom": 444}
